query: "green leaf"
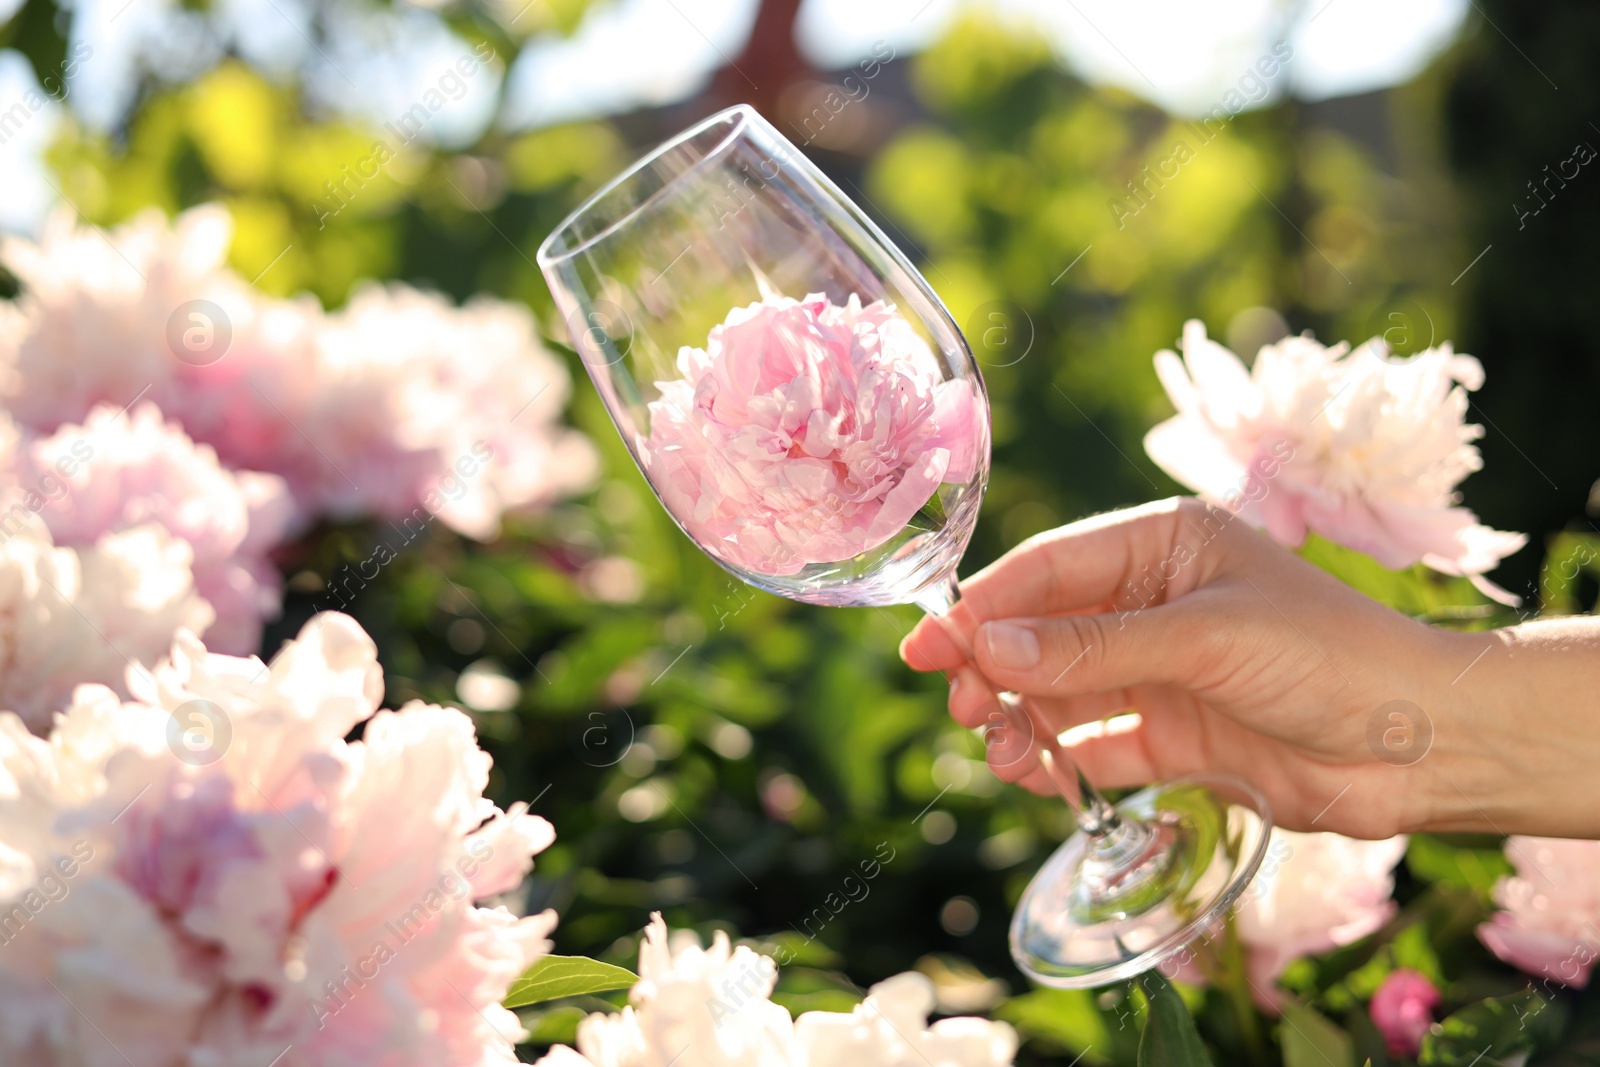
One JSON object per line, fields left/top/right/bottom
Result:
{"left": 1296, "top": 533, "right": 1496, "bottom": 624}
{"left": 520, "top": 1004, "right": 588, "bottom": 1046}
{"left": 1418, "top": 990, "right": 1566, "bottom": 1066}
{"left": 1280, "top": 1001, "right": 1356, "bottom": 1067}
{"left": 1536, "top": 981, "right": 1600, "bottom": 1064}
{"left": 503, "top": 956, "right": 639, "bottom": 1009}
{"left": 0, "top": 0, "right": 69, "bottom": 85}
{"left": 995, "top": 988, "right": 1114, "bottom": 1063}
{"left": 1406, "top": 834, "right": 1514, "bottom": 899}
{"left": 1539, "top": 531, "right": 1600, "bottom": 616}
{"left": 1138, "top": 972, "right": 1214, "bottom": 1067}
{"left": 1387, "top": 923, "right": 1445, "bottom": 988}
{"left": 914, "top": 490, "right": 949, "bottom": 529}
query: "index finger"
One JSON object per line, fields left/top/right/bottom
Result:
{"left": 901, "top": 497, "right": 1206, "bottom": 671}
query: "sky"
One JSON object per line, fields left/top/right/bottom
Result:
{"left": 0, "top": 0, "right": 1470, "bottom": 233}
{"left": 513, "top": 0, "right": 1469, "bottom": 125}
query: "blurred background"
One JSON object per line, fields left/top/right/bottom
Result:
{"left": 4, "top": 0, "right": 1594, "bottom": 1060}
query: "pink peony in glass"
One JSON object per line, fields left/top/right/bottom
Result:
{"left": 644, "top": 293, "right": 978, "bottom": 577}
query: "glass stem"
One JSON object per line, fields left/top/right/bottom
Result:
{"left": 912, "top": 573, "right": 1121, "bottom": 839}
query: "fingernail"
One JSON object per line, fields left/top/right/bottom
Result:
{"left": 948, "top": 671, "right": 962, "bottom": 698}
{"left": 983, "top": 621, "right": 1040, "bottom": 669}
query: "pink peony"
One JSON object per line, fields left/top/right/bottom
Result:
{"left": 0, "top": 206, "right": 596, "bottom": 541}
{"left": 16, "top": 402, "right": 292, "bottom": 655}
{"left": 0, "top": 514, "right": 213, "bottom": 733}
{"left": 301, "top": 284, "right": 599, "bottom": 538}
{"left": 1144, "top": 320, "right": 1525, "bottom": 603}
{"left": 539, "top": 912, "right": 1016, "bottom": 1067}
{"left": 1478, "top": 836, "right": 1600, "bottom": 988}
{"left": 1369, "top": 969, "right": 1440, "bottom": 1057}
{"left": 0, "top": 204, "right": 257, "bottom": 435}
{"left": 644, "top": 294, "right": 980, "bottom": 576}
{"left": 1234, "top": 829, "right": 1407, "bottom": 1010}
{"left": 0, "top": 612, "right": 555, "bottom": 1066}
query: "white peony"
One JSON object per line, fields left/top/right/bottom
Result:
{"left": 792, "top": 973, "right": 1019, "bottom": 1067}
{"left": 0, "top": 204, "right": 256, "bottom": 434}
{"left": 0, "top": 514, "right": 212, "bottom": 733}
{"left": 0, "top": 205, "right": 596, "bottom": 543}
{"left": 1478, "top": 836, "right": 1600, "bottom": 988}
{"left": 539, "top": 913, "right": 1016, "bottom": 1067}
{"left": 0, "top": 612, "right": 555, "bottom": 1066}
{"left": 15, "top": 402, "right": 292, "bottom": 655}
{"left": 302, "top": 283, "right": 600, "bottom": 538}
{"left": 1145, "top": 320, "right": 1525, "bottom": 602}
{"left": 1234, "top": 829, "right": 1408, "bottom": 1007}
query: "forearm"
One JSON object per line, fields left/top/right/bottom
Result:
{"left": 1423, "top": 617, "right": 1600, "bottom": 837}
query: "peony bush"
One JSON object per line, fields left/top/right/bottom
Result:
{"left": 0, "top": 613, "right": 555, "bottom": 1065}
{"left": 0, "top": 206, "right": 597, "bottom": 543}
{"left": 0, "top": 205, "right": 597, "bottom": 726}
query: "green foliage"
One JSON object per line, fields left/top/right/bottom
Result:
{"left": 0, "top": 0, "right": 66, "bottom": 82}
{"left": 1138, "top": 973, "right": 1215, "bottom": 1067}
{"left": 1406, "top": 835, "right": 1514, "bottom": 901}
{"left": 1280, "top": 1002, "right": 1356, "bottom": 1067}
{"left": 1297, "top": 534, "right": 1500, "bottom": 628}
{"left": 995, "top": 987, "right": 1124, "bottom": 1064}
{"left": 1419, "top": 991, "right": 1566, "bottom": 1065}
{"left": 503, "top": 956, "right": 639, "bottom": 1008}
{"left": 1539, "top": 532, "right": 1600, "bottom": 616}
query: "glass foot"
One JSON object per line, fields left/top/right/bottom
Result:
{"left": 1009, "top": 774, "right": 1271, "bottom": 988}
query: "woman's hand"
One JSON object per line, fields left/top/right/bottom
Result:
{"left": 900, "top": 497, "right": 1600, "bottom": 840}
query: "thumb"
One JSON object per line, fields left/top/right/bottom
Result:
{"left": 971, "top": 602, "right": 1203, "bottom": 697}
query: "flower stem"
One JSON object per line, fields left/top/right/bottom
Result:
{"left": 1219, "top": 916, "right": 1269, "bottom": 1067}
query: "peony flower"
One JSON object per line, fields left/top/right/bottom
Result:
{"left": 0, "top": 612, "right": 555, "bottom": 1066}
{"left": 1369, "top": 969, "right": 1441, "bottom": 1057}
{"left": 15, "top": 402, "right": 292, "bottom": 655}
{"left": 564, "top": 913, "right": 793, "bottom": 1067}
{"left": 791, "top": 973, "right": 1017, "bottom": 1067}
{"left": 0, "top": 206, "right": 595, "bottom": 540}
{"left": 1477, "top": 836, "right": 1600, "bottom": 988}
{"left": 1144, "top": 320, "right": 1525, "bottom": 602}
{"left": 0, "top": 513, "right": 212, "bottom": 733}
{"left": 0, "top": 204, "right": 257, "bottom": 435}
{"left": 643, "top": 294, "right": 980, "bottom": 577}
{"left": 539, "top": 913, "right": 1016, "bottom": 1067}
{"left": 1234, "top": 829, "right": 1407, "bottom": 1009}
{"left": 301, "top": 283, "right": 599, "bottom": 538}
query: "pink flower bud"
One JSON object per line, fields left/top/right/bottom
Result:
{"left": 1370, "top": 968, "right": 1441, "bottom": 1057}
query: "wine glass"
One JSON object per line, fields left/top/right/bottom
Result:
{"left": 537, "top": 103, "right": 1271, "bottom": 988}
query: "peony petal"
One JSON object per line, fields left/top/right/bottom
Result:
{"left": 865, "top": 448, "right": 950, "bottom": 546}
{"left": 1479, "top": 917, "right": 1596, "bottom": 988}
{"left": 1255, "top": 488, "right": 1309, "bottom": 547}
{"left": 1152, "top": 349, "right": 1202, "bottom": 418}
{"left": 926, "top": 379, "right": 982, "bottom": 485}
{"left": 1143, "top": 416, "right": 1250, "bottom": 501}
{"left": 464, "top": 804, "right": 555, "bottom": 898}
{"left": 1179, "top": 319, "right": 1259, "bottom": 429}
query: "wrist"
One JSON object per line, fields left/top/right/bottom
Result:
{"left": 1416, "top": 619, "right": 1600, "bottom": 837}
